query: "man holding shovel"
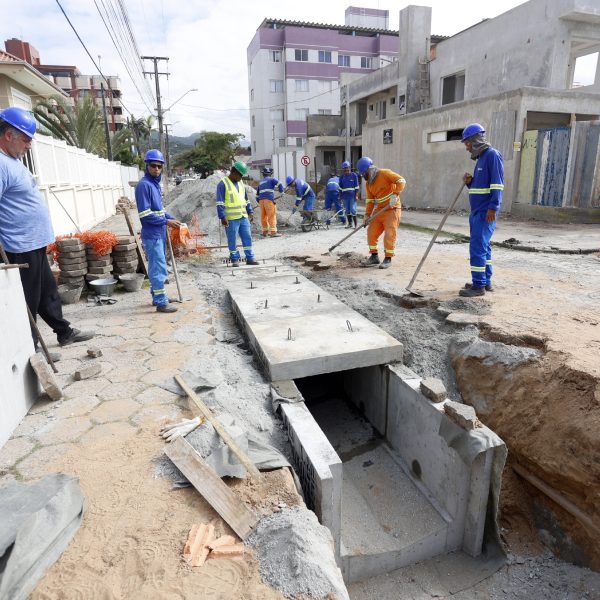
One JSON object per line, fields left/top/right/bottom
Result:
{"left": 257, "top": 167, "right": 283, "bottom": 237}
{"left": 357, "top": 157, "right": 406, "bottom": 270}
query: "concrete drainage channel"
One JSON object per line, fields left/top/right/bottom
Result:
{"left": 222, "top": 261, "right": 506, "bottom": 585}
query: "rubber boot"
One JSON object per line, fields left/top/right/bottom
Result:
{"left": 366, "top": 253, "right": 380, "bottom": 266}
{"left": 379, "top": 257, "right": 392, "bottom": 269}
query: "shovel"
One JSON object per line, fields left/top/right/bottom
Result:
{"left": 166, "top": 226, "right": 190, "bottom": 303}
{"left": 404, "top": 183, "right": 466, "bottom": 297}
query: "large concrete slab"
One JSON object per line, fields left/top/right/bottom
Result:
{"left": 223, "top": 265, "right": 403, "bottom": 381}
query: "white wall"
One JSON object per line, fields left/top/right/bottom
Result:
{"left": 0, "top": 270, "right": 38, "bottom": 449}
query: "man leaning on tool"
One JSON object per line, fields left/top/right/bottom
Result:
{"left": 459, "top": 123, "right": 504, "bottom": 297}
{"left": 0, "top": 107, "right": 94, "bottom": 357}
{"left": 135, "top": 149, "right": 180, "bottom": 313}
{"left": 216, "top": 161, "right": 259, "bottom": 267}
{"left": 257, "top": 166, "right": 283, "bottom": 237}
{"left": 357, "top": 156, "right": 406, "bottom": 270}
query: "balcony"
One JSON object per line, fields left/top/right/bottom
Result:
{"left": 54, "top": 76, "right": 71, "bottom": 89}
{"left": 75, "top": 76, "right": 90, "bottom": 90}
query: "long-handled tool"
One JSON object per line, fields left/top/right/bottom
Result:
{"left": 404, "top": 183, "right": 466, "bottom": 296}
{"left": 323, "top": 202, "right": 393, "bottom": 255}
{"left": 166, "top": 226, "right": 185, "bottom": 303}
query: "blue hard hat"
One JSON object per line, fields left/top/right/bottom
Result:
{"left": 461, "top": 123, "right": 485, "bottom": 142}
{"left": 262, "top": 167, "right": 273, "bottom": 176}
{"left": 144, "top": 149, "right": 165, "bottom": 163}
{"left": 285, "top": 175, "right": 294, "bottom": 186}
{"left": 0, "top": 106, "right": 37, "bottom": 138}
{"left": 341, "top": 161, "right": 350, "bottom": 169}
{"left": 357, "top": 156, "right": 373, "bottom": 175}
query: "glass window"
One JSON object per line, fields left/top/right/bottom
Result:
{"left": 360, "top": 56, "right": 373, "bottom": 69}
{"left": 318, "top": 109, "right": 332, "bottom": 115}
{"left": 294, "top": 49, "right": 308, "bottom": 62}
{"left": 270, "top": 109, "right": 284, "bottom": 121}
{"left": 441, "top": 72, "right": 465, "bottom": 105}
{"left": 278, "top": 138, "right": 286, "bottom": 147}
{"left": 296, "top": 108, "right": 309, "bottom": 120}
{"left": 269, "top": 79, "right": 283, "bottom": 93}
{"left": 318, "top": 51, "right": 332, "bottom": 63}
{"left": 295, "top": 79, "right": 309, "bottom": 92}
{"left": 338, "top": 55, "right": 350, "bottom": 67}
{"left": 270, "top": 50, "right": 282, "bottom": 63}
{"left": 296, "top": 138, "right": 304, "bottom": 147}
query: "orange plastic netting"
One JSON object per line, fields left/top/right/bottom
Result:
{"left": 48, "top": 230, "right": 119, "bottom": 259}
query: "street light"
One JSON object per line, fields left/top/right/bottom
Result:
{"left": 163, "top": 88, "right": 198, "bottom": 113}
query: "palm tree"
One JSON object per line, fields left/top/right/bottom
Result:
{"left": 128, "top": 114, "right": 155, "bottom": 156}
{"left": 34, "top": 96, "right": 107, "bottom": 156}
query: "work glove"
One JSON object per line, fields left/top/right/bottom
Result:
{"left": 160, "top": 416, "right": 205, "bottom": 442}
{"left": 221, "top": 217, "right": 228, "bottom": 227}
{"left": 388, "top": 195, "right": 399, "bottom": 209}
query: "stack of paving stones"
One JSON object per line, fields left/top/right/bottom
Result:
{"left": 86, "top": 244, "right": 113, "bottom": 283}
{"left": 112, "top": 235, "right": 139, "bottom": 276}
{"left": 57, "top": 238, "right": 87, "bottom": 287}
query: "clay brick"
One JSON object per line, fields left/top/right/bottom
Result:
{"left": 183, "top": 523, "right": 215, "bottom": 567}
{"left": 87, "top": 347, "right": 103, "bottom": 358}
{"left": 74, "top": 363, "right": 102, "bottom": 380}
{"left": 30, "top": 353, "right": 63, "bottom": 401}
{"left": 209, "top": 544, "right": 244, "bottom": 558}
{"left": 208, "top": 535, "right": 237, "bottom": 550}
{"left": 420, "top": 377, "right": 447, "bottom": 403}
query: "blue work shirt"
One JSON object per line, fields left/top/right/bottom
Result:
{"left": 339, "top": 171, "right": 359, "bottom": 200}
{"left": 135, "top": 169, "right": 174, "bottom": 240}
{"left": 257, "top": 176, "right": 284, "bottom": 201}
{"left": 467, "top": 148, "right": 504, "bottom": 214}
{"left": 215, "top": 179, "right": 252, "bottom": 220}
{"left": 293, "top": 179, "right": 315, "bottom": 207}
{"left": 325, "top": 177, "right": 340, "bottom": 200}
{"left": 0, "top": 152, "right": 54, "bottom": 253}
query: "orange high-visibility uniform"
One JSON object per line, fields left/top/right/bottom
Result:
{"left": 365, "top": 168, "right": 406, "bottom": 257}
{"left": 259, "top": 199, "right": 278, "bottom": 235}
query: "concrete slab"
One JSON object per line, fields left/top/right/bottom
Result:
{"left": 224, "top": 267, "right": 403, "bottom": 381}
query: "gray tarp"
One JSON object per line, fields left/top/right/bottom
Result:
{"left": 0, "top": 473, "right": 85, "bottom": 600}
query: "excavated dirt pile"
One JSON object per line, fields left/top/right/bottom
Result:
{"left": 449, "top": 341, "right": 600, "bottom": 570}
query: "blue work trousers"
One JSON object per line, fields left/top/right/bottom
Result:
{"left": 143, "top": 237, "right": 169, "bottom": 306}
{"left": 225, "top": 217, "right": 255, "bottom": 262}
{"left": 342, "top": 193, "right": 357, "bottom": 217}
{"left": 469, "top": 211, "right": 496, "bottom": 288}
{"left": 324, "top": 192, "right": 345, "bottom": 223}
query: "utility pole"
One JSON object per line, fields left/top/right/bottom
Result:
{"left": 164, "top": 123, "right": 172, "bottom": 179}
{"left": 100, "top": 83, "right": 113, "bottom": 160}
{"left": 141, "top": 56, "right": 169, "bottom": 158}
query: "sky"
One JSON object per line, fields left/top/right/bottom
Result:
{"left": 0, "top": 0, "right": 544, "bottom": 139}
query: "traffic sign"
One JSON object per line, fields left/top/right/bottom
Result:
{"left": 301, "top": 155, "right": 310, "bottom": 166}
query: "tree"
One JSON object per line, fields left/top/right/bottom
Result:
{"left": 173, "top": 131, "right": 243, "bottom": 173}
{"left": 128, "top": 114, "right": 154, "bottom": 156}
{"left": 34, "top": 96, "right": 107, "bottom": 156}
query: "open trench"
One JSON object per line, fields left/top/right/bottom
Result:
{"left": 298, "top": 262, "right": 600, "bottom": 573}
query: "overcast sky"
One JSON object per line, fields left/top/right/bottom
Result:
{"left": 1, "top": 1, "right": 534, "bottom": 138}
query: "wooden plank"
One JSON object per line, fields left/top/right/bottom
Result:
{"left": 122, "top": 208, "right": 149, "bottom": 276}
{"left": 165, "top": 436, "right": 258, "bottom": 540}
{"left": 174, "top": 374, "right": 261, "bottom": 479}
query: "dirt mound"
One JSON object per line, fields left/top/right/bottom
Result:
{"left": 450, "top": 342, "right": 600, "bottom": 570}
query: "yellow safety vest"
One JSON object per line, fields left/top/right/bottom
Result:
{"left": 221, "top": 177, "right": 248, "bottom": 220}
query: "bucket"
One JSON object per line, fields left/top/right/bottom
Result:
{"left": 58, "top": 283, "right": 83, "bottom": 304}
{"left": 119, "top": 273, "right": 145, "bottom": 292}
{"left": 89, "top": 278, "right": 117, "bottom": 296}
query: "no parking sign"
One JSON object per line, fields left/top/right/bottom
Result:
{"left": 300, "top": 155, "right": 310, "bottom": 166}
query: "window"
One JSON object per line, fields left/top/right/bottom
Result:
{"left": 318, "top": 80, "right": 333, "bottom": 93}
{"left": 270, "top": 109, "right": 284, "bottom": 121}
{"left": 338, "top": 54, "right": 350, "bottom": 67}
{"left": 295, "top": 49, "right": 308, "bottom": 62}
{"left": 441, "top": 72, "right": 465, "bottom": 105}
{"left": 270, "top": 79, "right": 283, "bottom": 93}
{"left": 295, "top": 79, "right": 309, "bottom": 92}
{"left": 250, "top": 89, "right": 254, "bottom": 101}
{"left": 278, "top": 138, "right": 286, "bottom": 147}
{"left": 296, "top": 108, "right": 309, "bottom": 120}
{"left": 375, "top": 100, "right": 386, "bottom": 120}
{"left": 318, "top": 109, "right": 332, "bottom": 115}
{"left": 251, "top": 115, "right": 255, "bottom": 127}
{"left": 360, "top": 57, "right": 373, "bottom": 69}
{"left": 318, "top": 50, "right": 332, "bottom": 63}
{"left": 427, "top": 129, "right": 464, "bottom": 143}
{"left": 296, "top": 138, "right": 304, "bottom": 147}
{"left": 571, "top": 52, "right": 599, "bottom": 88}
{"left": 270, "top": 50, "right": 282, "bottom": 63}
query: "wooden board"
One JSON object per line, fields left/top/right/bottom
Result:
{"left": 122, "top": 208, "right": 149, "bottom": 276}
{"left": 165, "top": 436, "right": 258, "bottom": 540}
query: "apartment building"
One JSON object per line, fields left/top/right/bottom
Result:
{"left": 246, "top": 7, "right": 399, "bottom": 170}
{"left": 4, "top": 38, "right": 126, "bottom": 133}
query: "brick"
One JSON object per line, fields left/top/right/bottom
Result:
{"left": 87, "top": 347, "right": 103, "bottom": 358}
{"left": 420, "top": 377, "right": 447, "bottom": 403}
{"left": 74, "top": 363, "right": 102, "bottom": 380}
{"left": 88, "top": 266, "right": 113, "bottom": 275}
{"left": 113, "top": 242, "right": 136, "bottom": 252}
{"left": 208, "top": 535, "right": 236, "bottom": 550}
{"left": 59, "top": 250, "right": 86, "bottom": 259}
{"left": 87, "top": 259, "right": 112, "bottom": 267}
{"left": 209, "top": 544, "right": 244, "bottom": 558}
{"left": 445, "top": 312, "right": 480, "bottom": 326}
{"left": 58, "top": 238, "right": 84, "bottom": 249}
{"left": 116, "top": 235, "right": 135, "bottom": 244}
{"left": 60, "top": 267, "right": 87, "bottom": 277}
{"left": 59, "top": 255, "right": 88, "bottom": 266}
{"left": 58, "top": 261, "right": 87, "bottom": 272}
{"left": 113, "top": 257, "right": 138, "bottom": 267}
{"left": 86, "top": 250, "right": 112, "bottom": 259}
{"left": 444, "top": 400, "right": 480, "bottom": 431}
{"left": 29, "top": 353, "right": 63, "bottom": 401}
{"left": 183, "top": 523, "right": 215, "bottom": 567}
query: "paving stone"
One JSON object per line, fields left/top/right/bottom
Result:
{"left": 444, "top": 401, "right": 480, "bottom": 431}
{"left": 145, "top": 353, "right": 189, "bottom": 371}
{"left": 106, "top": 365, "right": 148, "bottom": 384}
{"left": 445, "top": 312, "right": 480, "bottom": 326}
{"left": 139, "top": 368, "right": 180, "bottom": 387}
{"left": 58, "top": 258, "right": 87, "bottom": 268}
{"left": 55, "top": 358, "right": 83, "bottom": 375}
{"left": 34, "top": 416, "right": 92, "bottom": 445}
{"left": 11, "top": 413, "right": 51, "bottom": 438}
{"left": 58, "top": 238, "right": 84, "bottom": 249}
{"left": 59, "top": 267, "right": 87, "bottom": 277}
{"left": 62, "top": 377, "right": 111, "bottom": 400}
{"left": 16, "top": 443, "right": 77, "bottom": 479}
{"left": 135, "top": 386, "right": 181, "bottom": 405}
{"left": 87, "top": 259, "right": 112, "bottom": 268}
{"left": 79, "top": 421, "right": 137, "bottom": 446}
{"left": 113, "top": 242, "right": 136, "bottom": 252}
{"left": 88, "top": 265, "right": 114, "bottom": 275}
{"left": 116, "top": 339, "right": 153, "bottom": 352}
{"left": 27, "top": 393, "right": 60, "bottom": 414}
{"left": 130, "top": 404, "right": 185, "bottom": 426}
{"left": 420, "top": 377, "right": 447, "bottom": 403}
{"left": 74, "top": 363, "right": 103, "bottom": 380}
{"left": 147, "top": 341, "right": 187, "bottom": 356}
{"left": 0, "top": 437, "right": 35, "bottom": 469}
{"left": 87, "top": 335, "right": 126, "bottom": 349}
{"left": 87, "top": 347, "right": 103, "bottom": 358}
{"left": 89, "top": 399, "right": 140, "bottom": 424}
{"left": 52, "top": 396, "right": 101, "bottom": 418}
{"left": 113, "top": 259, "right": 138, "bottom": 269}
{"left": 30, "top": 353, "right": 63, "bottom": 401}
{"left": 97, "top": 381, "right": 147, "bottom": 402}
{"left": 436, "top": 306, "right": 453, "bottom": 317}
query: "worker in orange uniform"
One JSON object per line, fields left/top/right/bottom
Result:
{"left": 356, "top": 156, "right": 406, "bottom": 269}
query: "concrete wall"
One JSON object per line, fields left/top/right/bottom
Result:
{"left": 0, "top": 270, "right": 38, "bottom": 449}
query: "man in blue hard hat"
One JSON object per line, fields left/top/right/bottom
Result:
{"left": 135, "top": 148, "right": 180, "bottom": 313}
{"left": 285, "top": 175, "right": 316, "bottom": 225}
{"left": 257, "top": 166, "right": 283, "bottom": 237}
{"left": 324, "top": 172, "right": 345, "bottom": 226}
{"left": 339, "top": 161, "right": 359, "bottom": 228}
{"left": 0, "top": 106, "right": 94, "bottom": 357}
{"left": 459, "top": 123, "right": 504, "bottom": 297}
{"left": 216, "top": 161, "right": 259, "bottom": 266}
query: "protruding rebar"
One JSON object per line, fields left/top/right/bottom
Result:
{"left": 317, "top": 294, "right": 321, "bottom": 303}
{"left": 287, "top": 328, "right": 292, "bottom": 340}
{"left": 346, "top": 320, "right": 353, "bottom": 332}
{"left": 265, "top": 299, "right": 268, "bottom": 309}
